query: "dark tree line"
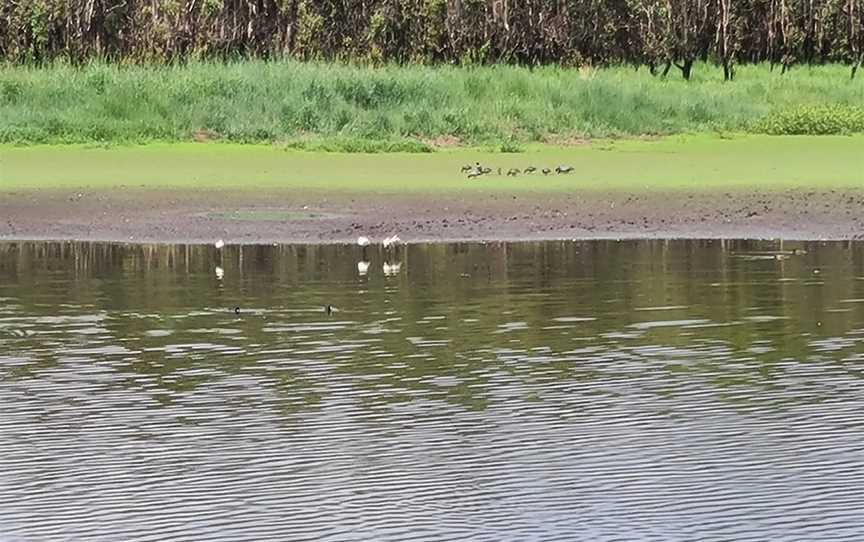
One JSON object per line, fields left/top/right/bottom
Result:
{"left": 2, "top": 0, "right": 863, "bottom": 78}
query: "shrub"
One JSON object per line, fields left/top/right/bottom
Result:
{"left": 751, "top": 105, "right": 864, "bottom": 135}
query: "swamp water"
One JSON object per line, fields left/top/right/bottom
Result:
{"left": 1, "top": 240, "right": 863, "bottom": 541}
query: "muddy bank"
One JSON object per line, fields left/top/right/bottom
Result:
{"left": 3, "top": 187, "right": 864, "bottom": 244}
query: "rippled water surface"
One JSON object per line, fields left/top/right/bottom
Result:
{"left": 2, "top": 240, "right": 864, "bottom": 541}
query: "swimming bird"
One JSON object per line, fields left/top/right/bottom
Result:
{"left": 215, "top": 239, "right": 225, "bottom": 249}
{"left": 556, "top": 165, "right": 574, "bottom": 174}
{"left": 357, "top": 260, "right": 370, "bottom": 275}
{"left": 524, "top": 166, "right": 537, "bottom": 174}
{"left": 357, "top": 236, "right": 371, "bottom": 247}
{"left": 325, "top": 305, "right": 333, "bottom": 315}
{"left": 507, "top": 168, "right": 520, "bottom": 177}
{"left": 542, "top": 168, "right": 552, "bottom": 175}
{"left": 234, "top": 306, "right": 240, "bottom": 315}
{"left": 460, "top": 164, "right": 473, "bottom": 173}
{"left": 383, "top": 234, "right": 401, "bottom": 248}
{"left": 215, "top": 266, "right": 224, "bottom": 280}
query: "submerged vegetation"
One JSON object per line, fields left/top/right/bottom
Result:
{"left": 0, "top": 61, "right": 862, "bottom": 147}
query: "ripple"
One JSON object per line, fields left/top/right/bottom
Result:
{"left": 2, "top": 240, "right": 864, "bottom": 541}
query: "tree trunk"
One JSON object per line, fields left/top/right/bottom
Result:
{"left": 675, "top": 58, "right": 693, "bottom": 80}
{"left": 723, "top": 60, "right": 735, "bottom": 80}
{"left": 661, "top": 60, "right": 672, "bottom": 77}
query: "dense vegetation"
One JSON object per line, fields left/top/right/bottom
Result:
{"left": 1, "top": 61, "right": 862, "bottom": 146}
{"left": 2, "top": 0, "right": 863, "bottom": 79}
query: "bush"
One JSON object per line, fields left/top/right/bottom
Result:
{"left": 751, "top": 105, "right": 864, "bottom": 135}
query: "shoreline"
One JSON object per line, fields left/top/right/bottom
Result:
{"left": 2, "top": 136, "right": 862, "bottom": 244}
{"left": 3, "top": 187, "right": 864, "bottom": 245}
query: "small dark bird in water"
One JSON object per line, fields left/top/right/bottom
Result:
{"left": 524, "top": 166, "right": 537, "bottom": 174}
{"left": 556, "top": 165, "right": 574, "bottom": 174}
{"left": 234, "top": 306, "right": 241, "bottom": 315}
{"left": 542, "top": 168, "right": 552, "bottom": 175}
{"left": 325, "top": 305, "right": 333, "bottom": 315}
{"left": 460, "top": 164, "right": 472, "bottom": 173}
{"left": 507, "top": 168, "right": 520, "bottom": 176}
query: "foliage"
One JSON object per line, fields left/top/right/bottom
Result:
{"left": 1, "top": 0, "right": 863, "bottom": 79}
{"left": 0, "top": 61, "right": 861, "bottom": 146}
{"left": 751, "top": 104, "right": 864, "bottom": 134}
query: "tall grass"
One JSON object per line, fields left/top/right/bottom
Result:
{"left": 1, "top": 61, "right": 862, "bottom": 147}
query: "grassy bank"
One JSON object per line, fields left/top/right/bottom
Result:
{"left": 2, "top": 135, "right": 861, "bottom": 192}
{"left": 1, "top": 61, "right": 863, "bottom": 148}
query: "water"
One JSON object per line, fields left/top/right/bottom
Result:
{"left": 1, "top": 240, "right": 863, "bottom": 541}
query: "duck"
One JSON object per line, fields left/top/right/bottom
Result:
{"left": 556, "top": 165, "right": 574, "bottom": 174}
{"left": 234, "top": 306, "right": 241, "bottom": 315}
{"left": 325, "top": 305, "right": 333, "bottom": 315}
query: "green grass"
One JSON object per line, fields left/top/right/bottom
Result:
{"left": 0, "top": 61, "right": 862, "bottom": 147}
{"left": 2, "top": 135, "right": 861, "bottom": 192}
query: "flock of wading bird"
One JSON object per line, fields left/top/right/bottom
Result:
{"left": 461, "top": 162, "right": 575, "bottom": 179}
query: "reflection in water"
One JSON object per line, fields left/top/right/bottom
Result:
{"left": 1, "top": 240, "right": 864, "bottom": 541}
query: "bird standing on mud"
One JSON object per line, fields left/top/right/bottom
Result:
{"left": 556, "top": 165, "right": 574, "bottom": 174}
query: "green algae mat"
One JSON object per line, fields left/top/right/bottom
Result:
{"left": 2, "top": 135, "right": 861, "bottom": 193}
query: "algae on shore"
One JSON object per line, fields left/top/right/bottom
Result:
{"left": 2, "top": 135, "right": 862, "bottom": 193}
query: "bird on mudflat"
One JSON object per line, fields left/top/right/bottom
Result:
{"left": 542, "top": 168, "right": 552, "bottom": 175}
{"left": 556, "top": 165, "right": 575, "bottom": 174}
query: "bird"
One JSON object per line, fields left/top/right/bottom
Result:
{"left": 215, "top": 266, "right": 224, "bottom": 280}
{"left": 524, "top": 166, "right": 537, "bottom": 174}
{"left": 556, "top": 165, "right": 574, "bottom": 174}
{"left": 357, "top": 236, "right": 371, "bottom": 247}
{"left": 542, "top": 168, "right": 552, "bottom": 175}
{"left": 460, "top": 164, "right": 473, "bottom": 173}
{"left": 481, "top": 167, "right": 492, "bottom": 174}
{"left": 357, "top": 260, "right": 370, "bottom": 275}
{"left": 507, "top": 168, "right": 520, "bottom": 177}
{"left": 383, "top": 234, "right": 401, "bottom": 248}
{"left": 467, "top": 170, "right": 483, "bottom": 179}
{"left": 214, "top": 239, "right": 225, "bottom": 249}
{"left": 497, "top": 168, "right": 502, "bottom": 175}
{"left": 325, "top": 305, "right": 333, "bottom": 315}
{"left": 234, "top": 306, "right": 240, "bottom": 315}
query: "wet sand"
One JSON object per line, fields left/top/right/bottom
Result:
{"left": 3, "top": 187, "right": 864, "bottom": 244}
